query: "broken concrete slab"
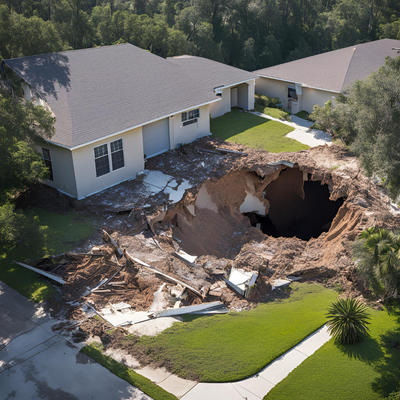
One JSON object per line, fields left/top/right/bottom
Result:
{"left": 155, "top": 301, "right": 228, "bottom": 317}
{"left": 271, "top": 279, "right": 291, "bottom": 290}
{"left": 128, "top": 316, "right": 182, "bottom": 337}
{"left": 232, "top": 383, "right": 262, "bottom": 400}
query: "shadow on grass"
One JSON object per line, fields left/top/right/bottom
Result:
{"left": 337, "top": 337, "right": 384, "bottom": 364}
{"left": 371, "top": 325, "right": 400, "bottom": 397}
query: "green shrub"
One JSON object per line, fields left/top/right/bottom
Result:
{"left": 255, "top": 93, "right": 281, "bottom": 108}
{"left": 326, "top": 298, "right": 371, "bottom": 344}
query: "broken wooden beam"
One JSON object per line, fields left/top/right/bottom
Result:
{"left": 81, "top": 278, "right": 108, "bottom": 297}
{"left": 125, "top": 251, "right": 203, "bottom": 297}
{"left": 215, "top": 147, "right": 247, "bottom": 156}
{"left": 102, "top": 230, "right": 123, "bottom": 259}
{"left": 13, "top": 261, "right": 66, "bottom": 285}
{"left": 197, "top": 148, "right": 224, "bottom": 155}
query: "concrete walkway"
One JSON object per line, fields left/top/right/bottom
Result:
{"left": 181, "top": 324, "right": 331, "bottom": 400}
{"left": 0, "top": 281, "right": 151, "bottom": 400}
{"left": 250, "top": 110, "right": 332, "bottom": 148}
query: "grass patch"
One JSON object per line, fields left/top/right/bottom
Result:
{"left": 82, "top": 343, "right": 177, "bottom": 400}
{"left": 210, "top": 109, "right": 309, "bottom": 153}
{"left": 295, "top": 110, "right": 309, "bottom": 120}
{"left": 134, "top": 283, "right": 337, "bottom": 382}
{"left": 0, "top": 207, "right": 95, "bottom": 302}
{"left": 255, "top": 104, "right": 291, "bottom": 121}
{"left": 265, "top": 306, "right": 400, "bottom": 400}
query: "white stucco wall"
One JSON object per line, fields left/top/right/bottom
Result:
{"left": 72, "top": 127, "right": 144, "bottom": 199}
{"left": 256, "top": 77, "right": 290, "bottom": 109}
{"left": 37, "top": 143, "right": 77, "bottom": 197}
{"left": 209, "top": 88, "right": 231, "bottom": 118}
{"left": 247, "top": 79, "right": 255, "bottom": 110}
{"left": 170, "top": 105, "right": 210, "bottom": 147}
{"left": 256, "top": 76, "right": 338, "bottom": 113}
{"left": 301, "top": 87, "right": 338, "bottom": 113}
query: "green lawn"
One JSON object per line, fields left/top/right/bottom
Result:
{"left": 295, "top": 110, "right": 310, "bottom": 120}
{"left": 0, "top": 207, "right": 95, "bottom": 302}
{"left": 210, "top": 109, "right": 309, "bottom": 153}
{"left": 82, "top": 344, "right": 178, "bottom": 400}
{"left": 265, "top": 306, "right": 400, "bottom": 400}
{"left": 255, "top": 104, "right": 291, "bottom": 121}
{"left": 133, "top": 283, "right": 337, "bottom": 382}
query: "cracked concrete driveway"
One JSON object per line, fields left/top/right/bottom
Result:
{"left": 0, "top": 281, "right": 152, "bottom": 400}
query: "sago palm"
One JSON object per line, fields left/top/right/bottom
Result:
{"left": 326, "top": 298, "right": 371, "bottom": 344}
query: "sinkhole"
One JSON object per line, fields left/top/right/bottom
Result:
{"left": 243, "top": 168, "right": 344, "bottom": 241}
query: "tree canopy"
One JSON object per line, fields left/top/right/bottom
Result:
{"left": 1, "top": 0, "right": 400, "bottom": 70}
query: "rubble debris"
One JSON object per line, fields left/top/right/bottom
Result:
{"left": 102, "top": 230, "right": 123, "bottom": 259}
{"left": 173, "top": 250, "right": 197, "bottom": 267}
{"left": 154, "top": 301, "right": 228, "bottom": 317}
{"left": 125, "top": 251, "right": 203, "bottom": 297}
{"left": 81, "top": 278, "right": 108, "bottom": 297}
{"left": 13, "top": 261, "right": 66, "bottom": 285}
{"left": 223, "top": 267, "right": 258, "bottom": 298}
{"left": 287, "top": 276, "right": 302, "bottom": 282}
{"left": 100, "top": 303, "right": 150, "bottom": 327}
{"left": 271, "top": 279, "right": 292, "bottom": 290}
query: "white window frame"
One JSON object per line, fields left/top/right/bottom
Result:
{"left": 94, "top": 143, "right": 110, "bottom": 177}
{"left": 110, "top": 138, "right": 125, "bottom": 171}
{"left": 181, "top": 108, "right": 200, "bottom": 126}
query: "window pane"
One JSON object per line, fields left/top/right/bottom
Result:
{"left": 181, "top": 112, "right": 187, "bottom": 122}
{"left": 94, "top": 144, "right": 108, "bottom": 159}
{"left": 45, "top": 159, "right": 53, "bottom": 181}
{"left": 112, "top": 150, "right": 124, "bottom": 170}
{"left": 194, "top": 109, "right": 199, "bottom": 118}
{"left": 95, "top": 155, "right": 110, "bottom": 177}
{"left": 111, "top": 139, "right": 122, "bottom": 153}
{"left": 42, "top": 148, "right": 51, "bottom": 160}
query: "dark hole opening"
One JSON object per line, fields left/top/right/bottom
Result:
{"left": 244, "top": 168, "right": 344, "bottom": 241}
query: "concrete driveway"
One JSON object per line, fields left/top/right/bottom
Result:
{"left": 0, "top": 281, "right": 151, "bottom": 400}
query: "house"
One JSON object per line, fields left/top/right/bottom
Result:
{"left": 3, "top": 44, "right": 257, "bottom": 199}
{"left": 253, "top": 38, "right": 400, "bottom": 114}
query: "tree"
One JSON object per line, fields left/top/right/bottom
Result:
{"left": 326, "top": 297, "right": 371, "bottom": 344}
{"left": 331, "top": 56, "right": 400, "bottom": 199}
{"left": 353, "top": 227, "right": 400, "bottom": 300}
{"left": 0, "top": 86, "right": 55, "bottom": 201}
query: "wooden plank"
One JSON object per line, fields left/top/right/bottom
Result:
{"left": 102, "top": 230, "right": 123, "bottom": 259}
{"left": 13, "top": 261, "right": 66, "bottom": 285}
{"left": 125, "top": 251, "right": 202, "bottom": 297}
{"left": 215, "top": 147, "right": 247, "bottom": 155}
{"left": 197, "top": 148, "right": 224, "bottom": 155}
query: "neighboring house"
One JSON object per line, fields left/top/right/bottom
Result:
{"left": 3, "top": 44, "right": 257, "bottom": 199}
{"left": 253, "top": 38, "right": 400, "bottom": 114}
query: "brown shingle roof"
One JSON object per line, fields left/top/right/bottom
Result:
{"left": 5, "top": 44, "right": 256, "bottom": 148}
{"left": 253, "top": 39, "right": 400, "bottom": 92}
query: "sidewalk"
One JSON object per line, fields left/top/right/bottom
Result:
{"left": 0, "top": 281, "right": 151, "bottom": 400}
{"left": 181, "top": 324, "right": 331, "bottom": 400}
{"left": 250, "top": 110, "right": 332, "bottom": 148}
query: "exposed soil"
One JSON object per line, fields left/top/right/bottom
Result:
{"left": 19, "top": 138, "right": 400, "bottom": 347}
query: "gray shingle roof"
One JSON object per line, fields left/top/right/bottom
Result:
{"left": 5, "top": 44, "right": 256, "bottom": 148}
{"left": 253, "top": 39, "right": 400, "bottom": 92}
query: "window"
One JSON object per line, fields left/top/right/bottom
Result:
{"left": 181, "top": 108, "right": 200, "bottom": 126}
{"left": 110, "top": 139, "right": 124, "bottom": 170}
{"left": 42, "top": 148, "right": 53, "bottom": 181}
{"left": 94, "top": 144, "right": 110, "bottom": 177}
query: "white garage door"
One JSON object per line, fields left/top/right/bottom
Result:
{"left": 142, "top": 118, "right": 170, "bottom": 158}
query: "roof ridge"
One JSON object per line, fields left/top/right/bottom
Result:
{"left": 339, "top": 46, "right": 357, "bottom": 92}
{"left": 3, "top": 43, "right": 133, "bottom": 62}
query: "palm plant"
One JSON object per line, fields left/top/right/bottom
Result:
{"left": 355, "top": 227, "right": 400, "bottom": 300}
{"left": 326, "top": 298, "right": 371, "bottom": 344}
